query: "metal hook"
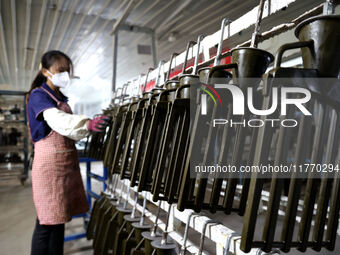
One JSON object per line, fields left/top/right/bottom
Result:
{"left": 114, "top": 88, "right": 122, "bottom": 105}
{"left": 103, "top": 174, "right": 113, "bottom": 197}
{"left": 121, "top": 83, "right": 129, "bottom": 103}
{"left": 143, "top": 68, "right": 155, "bottom": 93}
{"left": 181, "top": 212, "right": 201, "bottom": 254}
{"left": 109, "top": 174, "right": 119, "bottom": 200}
{"left": 193, "top": 34, "right": 205, "bottom": 75}
{"left": 182, "top": 41, "right": 197, "bottom": 74}
{"left": 123, "top": 179, "right": 130, "bottom": 209}
{"left": 139, "top": 191, "right": 148, "bottom": 226}
{"left": 150, "top": 200, "right": 162, "bottom": 237}
{"left": 155, "top": 60, "right": 165, "bottom": 88}
{"left": 131, "top": 78, "right": 139, "bottom": 98}
{"left": 160, "top": 204, "right": 174, "bottom": 245}
{"left": 136, "top": 74, "right": 143, "bottom": 98}
{"left": 215, "top": 17, "right": 232, "bottom": 66}
{"left": 130, "top": 191, "right": 139, "bottom": 219}
{"left": 323, "top": 0, "right": 337, "bottom": 14}
{"left": 166, "top": 53, "right": 179, "bottom": 81}
{"left": 223, "top": 232, "right": 241, "bottom": 255}
{"left": 118, "top": 178, "right": 128, "bottom": 205}
{"left": 198, "top": 219, "right": 222, "bottom": 255}
{"left": 250, "top": 0, "right": 266, "bottom": 48}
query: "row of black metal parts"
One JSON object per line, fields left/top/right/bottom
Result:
{"left": 85, "top": 13, "right": 340, "bottom": 254}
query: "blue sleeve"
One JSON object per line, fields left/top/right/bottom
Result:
{"left": 28, "top": 89, "right": 57, "bottom": 120}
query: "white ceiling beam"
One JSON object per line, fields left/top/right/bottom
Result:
{"left": 121, "top": 0, "right": 175, "bottom": 50}
{"left": 29, "top": 0, "right": 47, "bottom": 83}
{"left": 105, "top": 0, "right": 161, "bottom": 49}
{"left": 118, "top": 0, "right": 221, "bottom": 58}
{"left": 122, "top": 0, "right": 302, "bottom": 85}
{"left": 69, "top": 0, "right": 113, "bottom": 60}
{"left": 10, "top": 0, "right": 18, "bottom": 88}
{"left": 110, "top": 0, "right": 143, "bottom": 36}
{"left": 63, "top": 0, "right": 96, "bottom": 53}
{"left": 53, "top": 0, "right": 80, "bottom": 50}
{"left": 156, "top": 1, "right": 237, "bottom": 56}
{"left": 43, "top": 0, "right": 64, "bottom": 52}
{"left": 0, "top": 7, "right": 11, "bottom": 85}
{"left": 159, "top": 0, "right": 223, "bottom": 36}
{"left": 73, "top": 19, "right": 111, "bottom": 66}
{"left": 183, "top": 1, "right": 255, "bottom": 35}
{"left": 154, "top": 0, "right": 194, "bottom": 33}
{"left": 128, "top": 0, "right": 160, "bottom": 24}
{"left": 73, "top": 0, "right": 145, "bottom": 66}
{"left": 23, "top": 0, "right": 32, "bottom": 88}
{"left": 77, "top": 37, "right": 113, "bottom": 80}
{"left": 73, "top": 0, "right": 143, "bottom": 66}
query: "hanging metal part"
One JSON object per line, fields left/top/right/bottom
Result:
{"left": 240, "top": 11, "right": 340, "bottom": 254}
{"left": 151, "top": 41, "right": 198, "bottom": 203}
{"left": 129, "top": 83, "right": 164, "bottom": 188}
{"left": 190, "top": 10, "right": 273, "bottom": 213}
{"left": 137, "top": 53, "right": 181, "bottom": 193}
{"left": 177, "top": 18, "right": 233, "bottom": 212}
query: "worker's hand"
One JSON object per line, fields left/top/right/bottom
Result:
{"left": 87, "top": 115, "right": 110, "bottom": 133}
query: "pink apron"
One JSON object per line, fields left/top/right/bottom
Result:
{"left": 30, "top": 87, "right": 89, "bottom": 225}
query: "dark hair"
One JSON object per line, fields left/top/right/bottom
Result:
{"left": 26, "top": 50, "right": 73, "bottom": 102}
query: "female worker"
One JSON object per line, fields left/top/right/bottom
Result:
{"left": 27, "top": 50, "right": 110, "bottom": 255}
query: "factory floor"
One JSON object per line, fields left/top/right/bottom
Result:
{"left": 0, "top": 162, "right": 96, "bottom": 255}
{"left": 0, "top": 162, "right": 339, "bottom": 255}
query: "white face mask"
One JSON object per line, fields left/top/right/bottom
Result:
{"left": 46, "top": 70, "right": 70, "bottom": 88}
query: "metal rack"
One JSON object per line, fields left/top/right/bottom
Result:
{"left": 120, "top": 0, "right": 325, "bottom": 89}
{"left": 112, "top": 179, "right": 261, "bottom": 255}
{"left": 0, "top": 90, "right": 29, "bottom": 185}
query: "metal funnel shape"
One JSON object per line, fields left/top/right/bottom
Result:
{"left": 231, "top": 47, "right": 274, "bottom": 90}
{"left": 231, "top": 47, "right": 274, "bottom": 78}
{"left": 207, "top": 48, "right": 273, "bottom": 91}
{"left": 295, "top": 15, "right": 340, "bottom": 78}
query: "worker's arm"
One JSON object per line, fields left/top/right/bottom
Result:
{"left": 43, "top": 108, "right": 90, "bottom": 141}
